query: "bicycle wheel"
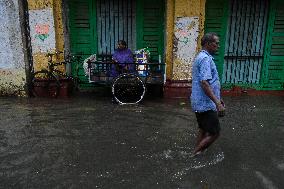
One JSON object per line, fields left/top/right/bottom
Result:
{"left": 31, "top": 70, "right": 60, "bottom": 98}
{"left": 112, "top": 73, "right": 146, "bottom": 104}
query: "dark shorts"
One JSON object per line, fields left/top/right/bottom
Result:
{"left": 195, "top": 110, "right": 220, "bottom": 135}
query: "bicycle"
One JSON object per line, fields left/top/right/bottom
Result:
{"left": 31, "top": 52, "right": 83, "bottom": 98}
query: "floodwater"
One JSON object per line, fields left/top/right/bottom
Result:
{"left": 0, "top": 95, "right": 283, "bottom": 189}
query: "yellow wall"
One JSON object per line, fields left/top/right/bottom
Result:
{"left": 165, "top": 0, "right": 175, "bottom": 80}
{"left": 28, "top": 0, "right": 204, "bottom": 80}
{"left": 165, "top": 0, "right": 205, "bottom": 81}
{"left": 175, "top": 0, "right": 205, "bottom": 51}
{"left": 28, "top": 0, "right": 64, "bottom": 71}
{"left": 28, "top": 0, "right": 53, "bottom": 9}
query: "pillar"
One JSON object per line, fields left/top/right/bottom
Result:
{"left": 164, "top": 0, "right": 205, "bottom": 98}
{"left": 27, "top": 0, "right": 64, "bottom": 71}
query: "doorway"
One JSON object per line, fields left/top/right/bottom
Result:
{"left": 222, "top": 0, "right": 269, "bottom": 84}
{"left": 68, "top": 0, "right": 165, "bottom": 86}
{"left": 96, "top": 0, "right": 136, "bottom": 55}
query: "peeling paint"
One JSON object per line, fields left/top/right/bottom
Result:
{"left": 0, "top": 0, "right": 26, "bottom": 96}
{"left": 0, "top": 69, "right": 26, "bottom": 96}
{"left": 28, "top": 0, "right": 65, "bottom": 72}
{"left": 53, "top": 0, "right": 64, "bottom": 53}
{"left": 173, "top": 17, "right": 199, "bottom": 80}
{"left": 27, "top": 0, "right": 53, "bottom": 10}
{"left": 32, "top": 52, "right": 50, "bottom": 71}
{"left": 0, "top": 0, "right": 24, "bottom": 69}
{"left": 29, "top": 8, "right": 56, "bottom": 53}
{"left": 165, "top": 0, "right": 205, "bottom": 81}
{"left": 165, "top": 0, "right": 175, "bottom": 79}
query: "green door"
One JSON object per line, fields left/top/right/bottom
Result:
{"left": 68, "top": 0, "right": 165, "bottom": 85}
{"left": 69, "top": 0, "right": 97, "bottom": 86}
{"left": 136, "top": 0, "right": 165, "bottom": 62}
{"left": 204, "top": 0, "right": 229, "bottom": 79}
{"left": 69, "top": 0, "right": 97, "bottom": 55}
{"left": 262, "top": 0, "right": 284, "bottom": 90}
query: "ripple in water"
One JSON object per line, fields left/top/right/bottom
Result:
{"left": 155, "top": 147, "right": 225, "bottom": 180}
{"left": 171, "top": 150, "right": 225, "bottom": 180}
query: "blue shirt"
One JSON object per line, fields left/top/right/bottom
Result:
{"left": 190, "top": 50, "right": 221, "bottom": 112}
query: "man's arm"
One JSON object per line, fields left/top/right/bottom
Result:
{"left": 201, "top": 80, "right": 225, "bottom": 113}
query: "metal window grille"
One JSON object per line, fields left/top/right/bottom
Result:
{"left": 96, "top": 0, "right": 136, "bottom": 56}
{"left": 223, "top": 0, "right": 269, "bottom": 84}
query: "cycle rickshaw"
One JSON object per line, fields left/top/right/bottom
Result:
{"left": 85, "top": 54, "right": 165, "bottom": 104}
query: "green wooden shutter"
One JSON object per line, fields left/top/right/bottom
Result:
{"left": 262, "top": 0, "right": 284, "bottom": 90}
{"left": 136, "top": 0, "right": 165, "bottom": 61}
{"left": 69, "top": 0, "right": 97, "bottom": 55}
{"left": 204, "top": 0, "right": 229, "bottom": 80}
{"left": 69, "top": 0, "right": 97, "bottom": 86}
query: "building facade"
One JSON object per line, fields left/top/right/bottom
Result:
{"left": 0, "top": 0, "right": 283, "bottom": 96}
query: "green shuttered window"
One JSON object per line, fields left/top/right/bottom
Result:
{"left": 205, "top": 0, "right": 284, "bottom": 90}
{"left": 262, "top": 0, "right": 284, "bottom": 89}
{"left": 136, "top": 0, "right": 165, "bottom": 61}
{"left": 205, "top": 0, "right": 229, "bottom": 79}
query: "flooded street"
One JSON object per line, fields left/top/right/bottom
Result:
{"left": 0, "top": 95, "right": 283, "bottom": 189}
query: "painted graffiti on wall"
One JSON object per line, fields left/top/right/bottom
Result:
{"left": 29, "top": 8, "right": 55, "bottom": 53}
{"left": 173, "top": 17, "right": 199, "bottom": 80}
{"left": 35, "top": 24, "right": 50, "bottom": 41}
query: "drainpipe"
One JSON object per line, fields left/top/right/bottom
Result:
{"left": 18, "top": 0, "right": 34, "bottom": 97}
{"left": 62, "top": 0, "right": 71, "bottom": 76}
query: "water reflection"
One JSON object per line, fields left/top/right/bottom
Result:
{"left": 3, "top": 95, "right": 283, "bottom": 188}
{"left": 0, "top": 97, "right": 224, "bottom": 188}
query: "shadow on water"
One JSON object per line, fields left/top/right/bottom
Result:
{"left": 0, "top": 96, "right": 225, "bottom": 188}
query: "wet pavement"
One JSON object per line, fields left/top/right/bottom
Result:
{"left": 0, "top": 95, "right": 283, "bottom": 189}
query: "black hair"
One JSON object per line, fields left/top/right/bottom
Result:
{"left": 118, "top": 40, "right": 127, "bottom": 47}
{"left": 201, "top": 32, "right": 218, "bottom": 47}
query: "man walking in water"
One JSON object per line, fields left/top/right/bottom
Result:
{"left": 191, "top": 32, "right": 225, "bottom": 155}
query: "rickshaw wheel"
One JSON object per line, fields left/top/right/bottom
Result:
{"left": 112, "top": 73, "right": 146, "bottom": 104}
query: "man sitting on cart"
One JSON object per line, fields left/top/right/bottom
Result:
{"left": 111, "top": 40, "right": 135, "bottom": 77}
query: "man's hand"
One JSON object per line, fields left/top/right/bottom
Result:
{"left": 200, "top": 80, "right": 226, "bottom": 117}
{"left": 217, "top": 100, "right": 226, "bottom": 117}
